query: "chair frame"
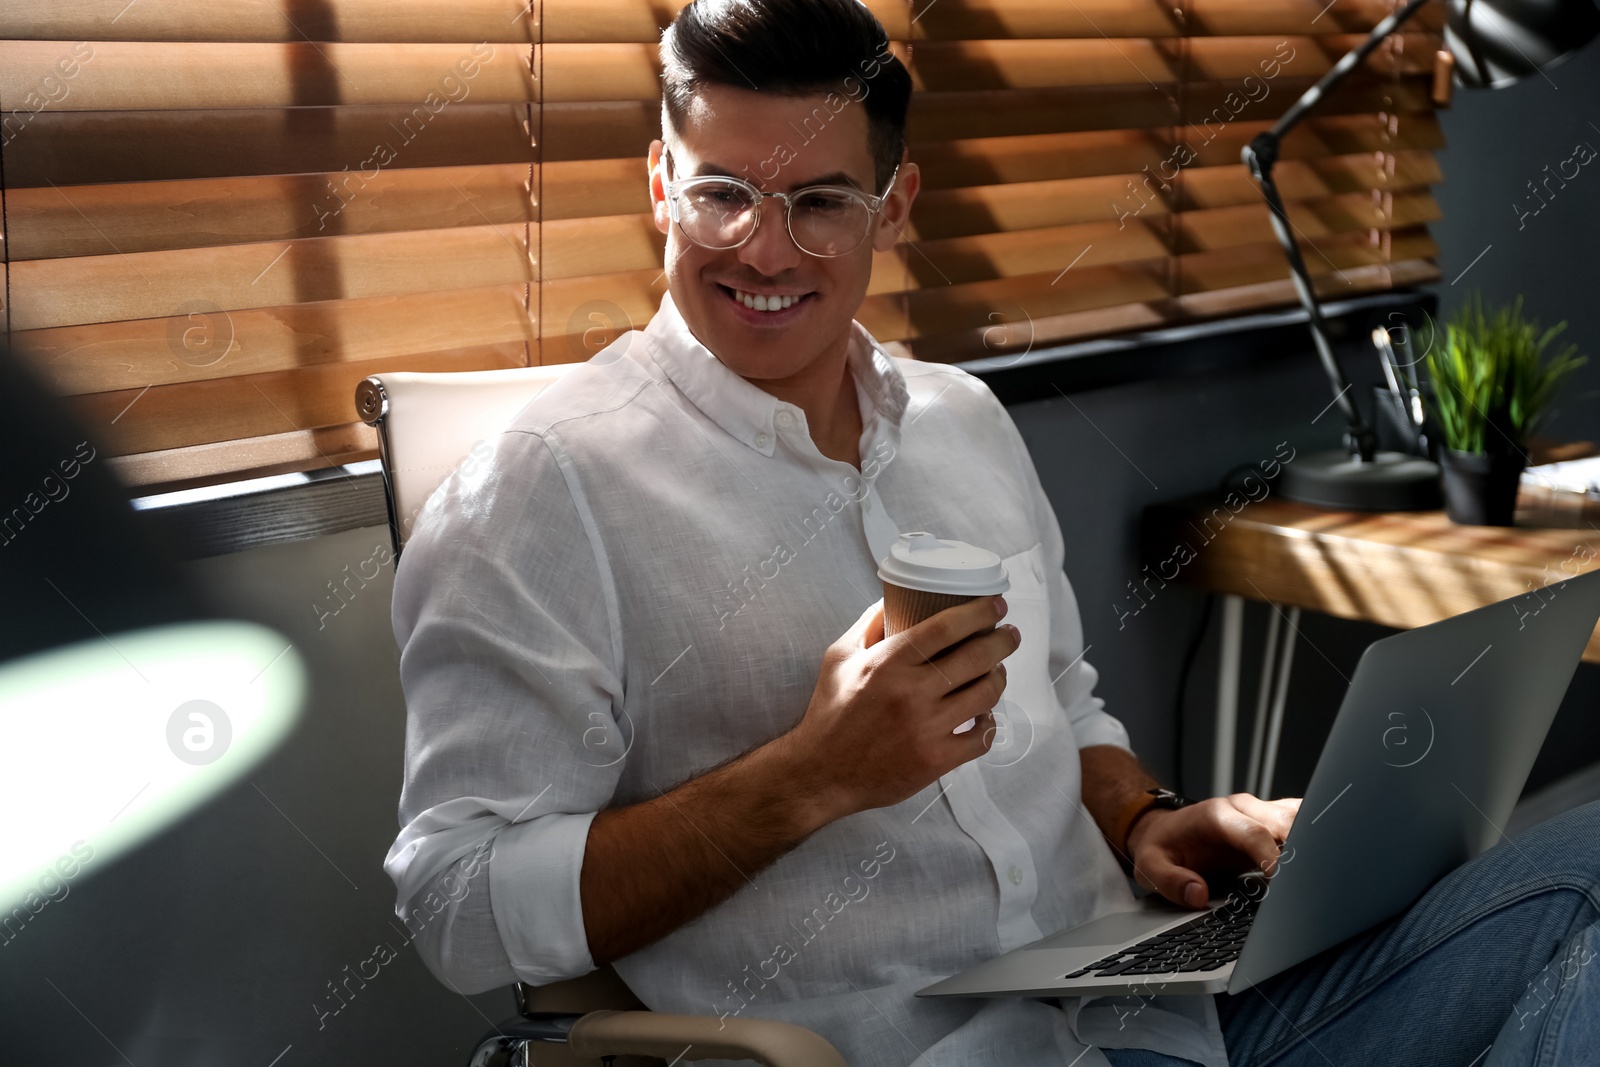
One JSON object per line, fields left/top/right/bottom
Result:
{"left": 354, "top": 375, "right": 406, "bottom": 559}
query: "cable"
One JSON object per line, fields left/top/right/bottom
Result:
{"left": 1168, "top": 460, "right": 1273, "bottom": 793}
{"left": 1, "top": 86, "right": 11, "bottom": 353}
{"left": 1216, "top": 459, "right": 1283, "bottom": 497}
{"left": 1172, "top": 592, "right": 1215, "bottom": 799}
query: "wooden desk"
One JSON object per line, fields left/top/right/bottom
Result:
{"left": 1141, "top": 495, "right": 1600, "bottom": 798}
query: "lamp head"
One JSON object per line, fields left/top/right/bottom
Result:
{"left": 1446, "top": 0, "right": 1600, "bottom": 88}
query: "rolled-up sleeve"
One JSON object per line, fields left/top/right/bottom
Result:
{"left": 994, "top": 399, "right": 1134, "bottom": 755}
{"left": 383, "top": 428, "right": 626, "bottom": 994}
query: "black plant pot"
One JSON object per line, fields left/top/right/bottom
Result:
{"left": 1438, "top": 449, "right": 1527, "bottom": 526}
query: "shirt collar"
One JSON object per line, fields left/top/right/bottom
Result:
{"left": 640, "top": 291, "right": 909, "bottom": 458}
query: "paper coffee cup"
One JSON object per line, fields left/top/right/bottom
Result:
{"left": 877, "top": 531, "right": 1010, "bottom": 638}
{"left": 879, "top": 532, "right": 1011, "bottom": 735}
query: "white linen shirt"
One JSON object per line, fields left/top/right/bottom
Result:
{"left": 384, "top": 292, "right": 1230, "bottom": 1067}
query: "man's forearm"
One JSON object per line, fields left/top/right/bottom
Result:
{"left": 1079, "top": 744, "right": 1163, "bottom": 861}
{"left": 579, "top": 732, "right": 833, "bottom": 966}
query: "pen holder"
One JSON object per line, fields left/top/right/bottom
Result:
{"left": 1370, "top": 383, "right": 1438, "bottom": 459}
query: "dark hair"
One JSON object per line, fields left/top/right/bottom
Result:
{"left": 660, "top": 0, "right": 912, "bottom": 191}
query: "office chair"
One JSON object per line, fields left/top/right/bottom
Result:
{"left": 356, "top": 368, "right": 849, "bottom": 1067}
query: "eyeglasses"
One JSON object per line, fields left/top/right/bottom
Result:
{"left": 661, "top": 150, "right": 899, "bottom": 258}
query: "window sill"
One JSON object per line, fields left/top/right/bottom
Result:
{"left": 962, "top": 289, "right": 1434, "bottom": 405}
{"left": 134, "top": 458, "right": 389, "bottom": 560}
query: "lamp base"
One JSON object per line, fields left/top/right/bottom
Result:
{"left": 1278, "top": 449, "right": 1442, "bottom": 511}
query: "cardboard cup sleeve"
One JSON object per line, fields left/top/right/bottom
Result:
{"left": 882, "top": 582, "right": 982, "bottom": 638}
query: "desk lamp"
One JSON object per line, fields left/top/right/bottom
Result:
{"left": 1245, "top": 0, "right": 1600, "bottom": 510}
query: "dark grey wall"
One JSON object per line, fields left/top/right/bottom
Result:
{"left": 1431, "top": 40, "right": 1600, "bottom": 440}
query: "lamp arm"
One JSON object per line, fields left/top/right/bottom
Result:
{"left": 1241, "top": 0, "right": 1433, "bottom": 462}
{"left": 1270, "top": 0, "right": 1434, "bottom": 139}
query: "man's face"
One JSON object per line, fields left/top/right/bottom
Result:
{"left": 648, "top": 84, "right": 918, "bottom": 384}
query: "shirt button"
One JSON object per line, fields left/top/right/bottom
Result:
{"left": 1007, "top": 864, "right": 1024, "bottom": 885}
{"left": 755, "top": 432, "right": 771, "bottom": 448}
{"left": 775, "top": 410, "right": 794, "bottom": 427}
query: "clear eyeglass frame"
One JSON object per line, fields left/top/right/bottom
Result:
{"left": 660, "top": 149, "right": 900, "bottom": 259}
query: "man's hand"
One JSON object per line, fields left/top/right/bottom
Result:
{"left": 1126, "top": 794, "right": 1303, "bottom": 909}
{"left": 779, "top": 595, "right": 1020, "bottom": 824}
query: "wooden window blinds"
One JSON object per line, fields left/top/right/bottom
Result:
{"left": 0, "top": 0, "right": 1444, "bottom": 493}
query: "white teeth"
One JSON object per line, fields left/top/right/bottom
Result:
{"left": 734, "top": 289, "right": 800, "bottom": 312}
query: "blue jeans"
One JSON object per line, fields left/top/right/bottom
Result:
{"left": 1104, "top": 799, "right": 1600, "bottom": 1067}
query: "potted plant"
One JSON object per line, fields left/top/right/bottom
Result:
{"left": 1424, "top": 293, "right": 1586, "bottom": 526}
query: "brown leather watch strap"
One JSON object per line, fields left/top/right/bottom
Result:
{"left": 1108, "top": 790, "right": 1162, "bottom": 865}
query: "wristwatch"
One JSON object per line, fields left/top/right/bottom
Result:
{"left": 1109, "top": 787, "right": 1192, "bottom": 865}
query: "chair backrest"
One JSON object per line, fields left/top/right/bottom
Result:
{"left": 355, "top": 365, "right": 574, "bottom": 557}
{"left": 357, "top": 365, "right": 658, "bottom": 1057}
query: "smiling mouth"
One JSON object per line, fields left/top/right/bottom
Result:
{"left": 719, "top": 284, "right": 813, "bottom": 314}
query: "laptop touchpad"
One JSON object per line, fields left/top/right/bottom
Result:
{"left": 1028, "top": 908, "right": 1179, "bottom": 950}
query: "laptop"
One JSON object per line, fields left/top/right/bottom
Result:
{"left": 918, "top": 566, "right": 1600, "bottom": 1000}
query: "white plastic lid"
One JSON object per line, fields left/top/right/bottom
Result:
{"left": 877, "top": 531, "right": 1010, "bottom": 595}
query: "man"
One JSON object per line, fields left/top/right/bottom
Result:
{"left": 385, "top": 2, "right": 1600, "bottom": 1064}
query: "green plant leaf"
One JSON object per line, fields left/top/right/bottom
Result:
{"left": 1423, "top": 291, "right": 1586, "bottom": 455}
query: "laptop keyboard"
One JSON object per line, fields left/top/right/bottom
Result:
{"left": 1061, "top": 897, "right": 1259, "bottom": 979}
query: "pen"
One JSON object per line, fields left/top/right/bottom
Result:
{"left": 1372, "top": 327, "right": 1424, "bottom": 453}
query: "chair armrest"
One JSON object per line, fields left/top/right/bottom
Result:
{"left": 570, "top": 1009, "right": 848, "bottom": 1067}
